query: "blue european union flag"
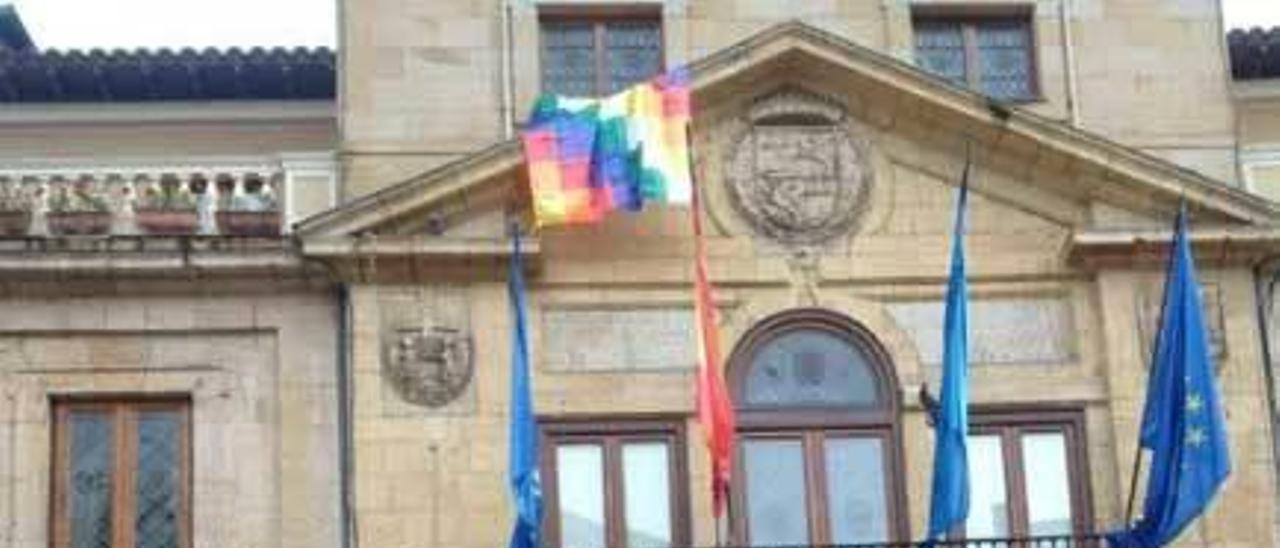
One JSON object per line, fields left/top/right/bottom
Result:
{"left": 508, "top": 231, "right": 543, "bottom": 548}
{"left": 927, "top": 156, "right": 971, "bottom": 540}
{"left": 1110, "top": 206, "right": 1230, "bottom": 547}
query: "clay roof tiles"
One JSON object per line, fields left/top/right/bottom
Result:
{"left": 1229, "top": 27, "right": 1280, "bottom": 80}
{"left": 0, "top": 45, "right": 335, "bottom": 102}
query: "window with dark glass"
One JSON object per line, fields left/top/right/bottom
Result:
{"left": 913, "top": 11, "right": 1037, "bottom": 101}
{"left": 963, "top": 409, "right": 1092, "bottom": 540}
{"left": 729, "top": 310, "right": 906, "bottom": 545}
{"left": 51, "top": 398, "right": 191, "bottom": 548}
{"left": 540, "top": 419, "right": 689, "bottom": 548}
{"left": 540, "top": 10, "right": 663, "bottom": 96}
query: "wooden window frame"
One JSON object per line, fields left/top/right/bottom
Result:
{"left": 50, "top": 396, "right": 193, "bottom": 548}
{"left": 963, "top": 405, "right": 1094, "bottom": 540}
{"left": 539, "top": 415, "right": 691, "bottom": 548}
{"left": 726, "top": 308, "right": 909, "bottom": 545}
{"left": 912, "top": 5, "right": 1042, "bottom": 102}
{"left": 538, "top": 6, "right": 665, "bottom": 96}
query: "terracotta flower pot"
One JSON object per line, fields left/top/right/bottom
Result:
{"left": 0, "top": 210, "right": 31, "bottom": 236}
{"left": 216, "top": 211, "right": 280, "bottom": 236}
{"left": 48, "top": 211, "right": 111, "bottom": 236}
{"left": 136, "top": 209, "right": 198, "bottom": 235}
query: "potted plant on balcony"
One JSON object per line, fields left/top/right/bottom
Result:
{"left": 0, "top": 182, "right": 31, "bottom": 236}
{"left": 47, "top": 181, "right": 111, "bottom": 236}
{"left": 216, "top": 176, "right": 280, "bottom": 236}
{"left": 136, "top": 178, "right": 198, "bottom": 235}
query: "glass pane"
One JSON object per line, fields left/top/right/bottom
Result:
{"left": 1022, "top": 432, "right": 1074, "bottom": 536}
{"left": 135, "top": 411, "right": 181, "bottom": 548}
{"left": 622, "top": 442, "right": 671, "bottom": 548}
{"left": 557, "top": 444, "right": 606, "bottom": 548}
{"left": 744, "top": 439, "right": 809, "bottom": 545}
{"left": 604, "top": 21, "right": 662, "bottom": 93}
{"left": 825, "top": 437, "right": 889, "bottom": 544}
{"left": 70, "top": 411, "right": 114, "bottom": 548}
{"left": 966, "top": 434, "right": 1009, "bottom": 538}
{"left": 977, "top": 23, "right": 1033, "bottom": 100}
{"left": 542, "top": 22, "right": 597, "bottom": 96}
{"left": 743, "top": 328, "right": 880, "bottom": 409}
{"left": 914, "top": 23, "right": 967, "bottom": 87}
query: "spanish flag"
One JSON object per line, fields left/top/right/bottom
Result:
{"left": 691, "top": 164, "right": 735, "bottom": 517}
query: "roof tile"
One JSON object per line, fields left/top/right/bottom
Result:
{"left": 1229, "top": 27, "right": 1280, "bottom": 80}
{"left": 0, "top": 46, "right": 335, "bottom": 103}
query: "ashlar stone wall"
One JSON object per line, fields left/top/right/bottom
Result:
{"left": 341, "top": 0, "right": 1239, "bottom": 199}
{"left": 0, "top": 280, "right": 340, "bottom": 548}
{"left": 343, "top": 69, "right": 1277, "bottom": 547}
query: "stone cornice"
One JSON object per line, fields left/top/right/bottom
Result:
{"left": 1067, "top": 227, "right": 1280, "bottom": 268}
{"left": 302, "top": 235, "right": 538, "bottom": 259}
{"left": 296, "top": 140, "right": 522, "bottom": 237}
{"left": 0, "top": 236, "right": 312, "bottom": 277}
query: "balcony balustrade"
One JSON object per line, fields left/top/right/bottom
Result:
{"left": 0, "top": 169, "right": 285, "bottom": 237}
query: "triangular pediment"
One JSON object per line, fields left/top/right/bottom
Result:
{"left": 297, "top": 21, "right": 1280, "bottom": 252}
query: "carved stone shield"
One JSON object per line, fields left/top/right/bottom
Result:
{"left": 725, "top": 91, "right": 873, "bottom": 245}
{"left": 384, "top": 327, "right": 474, "bottom": 408}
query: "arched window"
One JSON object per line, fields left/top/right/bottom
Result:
{"left": 728, "top": 309, "right": 905, "bottom": 546}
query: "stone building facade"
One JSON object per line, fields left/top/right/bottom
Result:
{"left": 0, "top": 9, "right": 345, "bottom": 547}
{"left": 3, "top": 1, "right": 1280, "bottom": 548}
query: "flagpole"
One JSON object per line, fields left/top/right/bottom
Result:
{"left": 1123, "top": 202, "right": 1186, "bottom": 526}
{"left": 1123, "top": 438, "right": 1144, "bottom": 524}
{"left": 691, "top": 125, "right": 721, "bottom": 548}
{"left": 686, "top": 123, "right": 730, "bottom": 548}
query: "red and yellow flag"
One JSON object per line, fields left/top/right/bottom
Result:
{"left": 690, "top": 174, "right": 736, "bottom": 517}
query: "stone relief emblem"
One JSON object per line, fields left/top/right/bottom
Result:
{"left": 724, "top": 88, "right": 874, "bottom": 245}
{"left": 384, "top": 326, "right": 474, "bottom": 408}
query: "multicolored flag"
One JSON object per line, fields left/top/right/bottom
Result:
{"left": 520, "top": 68, "right": 692, "bottom": 227}
{"left": 927, "top": 152, "right": 971, "bottom": 541}
{"left": 1109, "top": 204, "right": 1230, "bottom": 547}
{"left": 691, "top": 160, "right": 735, "bottom": 517}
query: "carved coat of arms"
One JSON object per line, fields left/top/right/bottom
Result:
{"left": 384, "top": 326, "right": 474, "bottom": 408}
{"left": 725, "top": 90, "right": 873, "bottom": 245}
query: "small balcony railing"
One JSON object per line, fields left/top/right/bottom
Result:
{"left": 0, "top": 169, "right": 284, "bottom": 238}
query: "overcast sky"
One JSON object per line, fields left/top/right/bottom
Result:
{"left": 9, "top": 0, "right": 337, "bottom": 49}
{"left": 5, "top": 0, "right": 1279, "bottom": 50}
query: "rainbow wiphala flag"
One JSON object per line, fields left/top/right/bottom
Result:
{"left": 520, "top": 68, "right": 692, "bottom": 227}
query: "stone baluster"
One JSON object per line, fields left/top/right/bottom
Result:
{"left": 134, "top": 174, "right": 156, "bottom": 235}
{"left": 109, "top": 174, "right": 136, "bottom": 235}
{"left": 81, "top": 174, "right": 108, "bottom": 236}
{"left": 195, "top": 172, "right": 218, "bottom": 235}
{"left": 25, "top": 175, "right": 48, "bottom": 236}
{"left": 0, "top": 176, "right": 23, "bottom": 237}
{"left": 213, "top": 173, "right": 234, "bottom": 213}
{"left": 244, "top": 172, "right": 264, "bottom": 211}
{"left": 267, "top": 172, "right": 283, "bottom": 216}
{"left": 48, "top": 175, "right": 71, "bottom": 236}
{"left": 226, "top": 172, "right": 247, "bottom": 212}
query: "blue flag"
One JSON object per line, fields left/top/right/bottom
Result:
{"left": 1110, "top": 206, "right": 1230, "bottom": 547}
{"left": 508, "top": 231, "right": 542, "bottom": 548}
{"left": 927, "top": 157, "right": 971, "bottom": 540}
